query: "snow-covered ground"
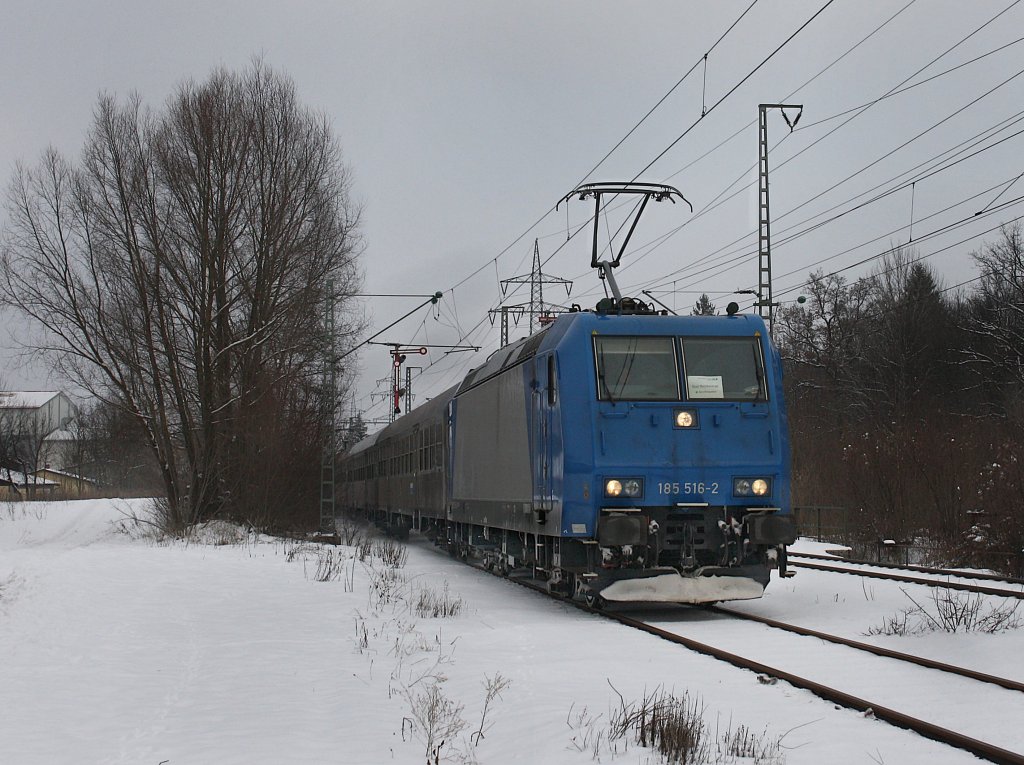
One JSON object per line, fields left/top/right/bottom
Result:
{"left": 1, "top": 499, "right": 1019, "bottom": 764}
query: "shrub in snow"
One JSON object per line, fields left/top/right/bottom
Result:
{"left": 868, "top": 587, "right": 1022, "bottom": 635}
{"left": 401, "top": 682, "right": 466, "bottom": 763}
{"left": 186, "top": 520, "right": 255, "bottom": 546}
{"left": 469, "top": 673, "right": 511, "bottom": 748}
{"left": 413, "top": 582, "right": 464, "bottom": 619}
{"left": 372, "top": 537, "right": 408, "bottom": 569}
{"left": 369, "top": 566, "right": 408, "bottom": 609}
{"left": 600, "top": 684, "right": 786, "bottom": 764}
{"left": 335, "top": 515, "right": 366, "bottom": 547}
{"left": 311, "top": 547, "right": 348, "bottom": 582}
{"left": 609, "top": 686, "right": 709, "bottom": 763}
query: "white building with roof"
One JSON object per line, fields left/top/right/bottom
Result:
{"left": 0, "top": 391, "right": 77, "bottom": 471}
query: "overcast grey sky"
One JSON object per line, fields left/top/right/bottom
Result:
{"left": 3, "top": 1, "right": 1023, "bottom": 424}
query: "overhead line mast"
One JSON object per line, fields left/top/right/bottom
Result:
{"left": 320, "top": 280, "right": 337, "bottom": 532}
{"left": 757, "top": 104, "right": 802, "bottom": 333}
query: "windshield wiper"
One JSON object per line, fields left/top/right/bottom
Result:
{"left": 598, "top": 348, "right": 616, "bottom": 402}
{"left": 751, "top": 343, "right": 766, "bottom": 400}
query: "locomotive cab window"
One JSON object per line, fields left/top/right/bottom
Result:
{"left": 593, "top": 336, "right": 680, "bottom": 401}
{"left": 680, "top": 337, "right": 767, "bottom": 400}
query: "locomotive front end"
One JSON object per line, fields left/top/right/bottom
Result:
{"left": 562, "top": 312, "right": 796, "bottom": 604}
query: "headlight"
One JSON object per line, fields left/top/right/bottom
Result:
{"left": 734, "top": 477, "right": 771, "bottom": 497}
{"left": 674, "top": 409, "right": 698, "bottom": 428}
{"left": 605, "top": 478, "right": 644, "bottom": 498}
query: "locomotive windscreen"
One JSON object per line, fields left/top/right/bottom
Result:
{"left": 593, "top": 336, "right": 680, "bottom": 401}
{"left": 680, "top": 337, "right": 766, "bottom": 401}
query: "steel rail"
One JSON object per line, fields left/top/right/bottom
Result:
{"left": 710, "top": 605, "right": 1024, "bottom": 692}
{"left": 790, "top": 559, "right": 1024, "bottom": 599}
{"left": 486, "top": 567, "right": 1024, "bottom": 764}
{"left": 604, "top": 608, "right": 1024, "bottom": 765}
{"left": 789, "top": 551, "right": 1024, "bottom": 586}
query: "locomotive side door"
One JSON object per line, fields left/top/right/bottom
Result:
{"left": 532, "top": 354, "right": 555, "bottom": 518}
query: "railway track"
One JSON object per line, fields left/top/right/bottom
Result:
{"left": 790, "top": 550, "right": 1024, "bottom": 586}
{"left": 787, "top": 553, "right": 1024, "bottom": 599}
{"left": 710, "top": 604, "right": 1024, "bottom": 692}
{"left": 607, "top": 606, "right": 1024, "bottom": 765}
{"left": 485, "top": 564, "right": 1024, "bottom": 764}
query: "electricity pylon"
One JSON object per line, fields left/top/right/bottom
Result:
{"left": 499, "top": 240, "right": 572, "bottom": 336}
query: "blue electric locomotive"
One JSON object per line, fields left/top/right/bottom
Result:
{"left": 339, "top": 183, "right": 796, "bottom": 605}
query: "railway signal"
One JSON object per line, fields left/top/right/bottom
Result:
{"left": 371, "top": 343, "right": 474, "bottom": 422}
{"left": 388, "top": 346, "right": 426, "bottom": 419}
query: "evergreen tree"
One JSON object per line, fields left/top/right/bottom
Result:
{"left": 691, "top": 294, "right": 717, "bottom": 316}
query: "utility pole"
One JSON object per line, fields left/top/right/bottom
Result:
{"left": 405, "top": 366, "right": 422, "bottom": 411}
{"left": 320, "top": 280, "right": 337, "bottom": 533}
{"left": 500, "top": 240, "right": 572, "bottom": 335}
{"left": 487, "top": 304, "right": 526, "bottom": 347}
{"left": 758, "top": 103, "right": 802, "bottom": 334}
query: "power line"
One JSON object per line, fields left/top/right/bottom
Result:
{"left": 444, "top": 3, "right": 767, "bottom": 295}
{"left": 604, "top": 2, "right": 1024, "bottom": 297}
{"left": 631, "top": 85, "right": 1024, "bottom": 297}
{"left": 661, "top": 0, "right": 920, "bottom": 187}
{"left": 638, "top": 115, "right": 1024, "bottom": 294}
{"left": 572, "top": 0, "right": 760, "bottom": 185}
{"left": 796, "top": 36, "right": 1024, "bottom": 132}
{"left": 777, "top": 215, "right": 1024, "bottom": 313}
{"left": 554, "top": 0, "right": 929, "bottom": 285}
{"left": 632, "top": 0, "right": 839, "bottom": 180}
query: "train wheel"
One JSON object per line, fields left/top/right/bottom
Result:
{"left": 583, "top": 589, "right": 606, "bottom": 610}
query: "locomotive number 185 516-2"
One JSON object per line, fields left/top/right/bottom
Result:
{"left": 657, "top": 481, "right": 720, "bottom": 495}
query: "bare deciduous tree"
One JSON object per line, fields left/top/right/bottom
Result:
{"left": 73, "top": 397, "right": 162, "bottom": 496}
{"left": 1, "top": 61, "right": 363, "bottom": 531}
{"left": 966, "top": 223, "right": 1024, "bottom": 407}
{"left": 775, "top": 269, "right": 873, "bottom": 417}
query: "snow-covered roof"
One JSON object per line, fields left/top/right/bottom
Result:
{"left": 0, "top": 467, "right": 60, "bottom": 487}
{"left": 0, "top": 391, "right": 61, "bottom": 409}
{"left": 33, "top": 468, "right": 97, "bottom": 484}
